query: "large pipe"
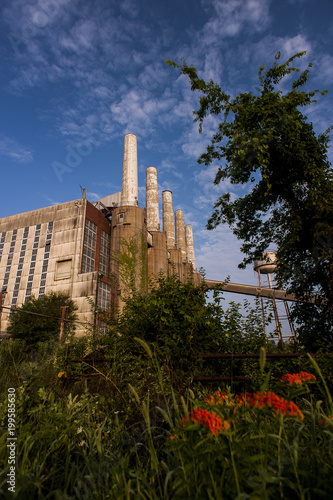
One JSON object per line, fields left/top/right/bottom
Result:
{"left": 162, "top": 191, "right": 175, "bottom": 249}
{"left": 175, "top": 210, "right": 187, "bottom": 261}
{"left": 185, "top": 224, "right": 196, "bottom": 269}
{"left": 121, "top": 133, "right": 138, "bottom": 206}
{"left": 146, "top": 167, "right": 159, "bottom": 231}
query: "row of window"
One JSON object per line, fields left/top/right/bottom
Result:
{"left": 1, "top": 230, "right": 17, "bottom": 304}
{"left": 25, "top": 224, "right": 41, "bottom": 300}
{"left": 82, "top": 219, "right": 111, "bottom": 277}
{"left": 12, "top": 227, "right": 29, "bottom": 306}
{"left": 0, "top": 232, "right": 6, "bottom": 263}
{"left": 38, "top": 221, "right": 53, "bottom": 297}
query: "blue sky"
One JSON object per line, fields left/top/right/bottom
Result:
{"left": 1, "top": 0, "right": 333, "bottom": 287}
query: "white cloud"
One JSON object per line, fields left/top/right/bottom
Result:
{"left": 195, "top": 224, "right": 256, "bottom": 284}
{"left": 200, "top": 0, "right": 271, "bottom": 45}
{"left": 0, "top": 134, "right": 33, "bottom": 163}
{"left": 86, "top": 192, "right": 103, "bottom": 202}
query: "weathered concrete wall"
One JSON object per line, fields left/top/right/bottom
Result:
{"left": 110, "top": 205, "right": 147, "bottom": 312}
{"left": 147, "top": 231, "right": 168, "bottom": 281}
{"left": 0, "top": 199, "right": 113, "bottom": 337}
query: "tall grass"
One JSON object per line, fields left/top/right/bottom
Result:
{"left": 0, "top": 340, "right": 333, "bottom": 499}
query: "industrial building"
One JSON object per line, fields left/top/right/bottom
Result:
{"left": 0, "top": 134, "right": 201, "bottom": 336}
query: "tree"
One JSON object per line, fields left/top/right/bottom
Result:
{"left": 167, "top": 52, "right": 333, "bottom": 349}
{"left": 7, "top": 292, "right": 78, "bottom": 347}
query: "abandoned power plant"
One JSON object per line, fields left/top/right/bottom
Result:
{"left": 0, "top": 134, "right": 202, "bottom": 335}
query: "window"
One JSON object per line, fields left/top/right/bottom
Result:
{"left": 118, "top": 213, "right": 125, "bottom": 223}
{"left": 97, "top": 281, "right": 111, "bottom": 334}
{"left": 99, "top": 230, "right": 110, "bottom": 276}
{"left": 82, "top": 219, "right": 97, "bottom": 273}
{"left": 55, "top": 259, "right": 72, "bottom": 280}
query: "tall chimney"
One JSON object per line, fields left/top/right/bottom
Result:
{"left": 121, "top": 133, "right": 138, "bottom": 206}
{"left": 185, "top": 225, "right": 196, "bottom": 269}
{"left": 162, "top": 191, "right": 175, "bottom": 249}
{"left": 146, "top": 167, "right": 159, "bottom": 231}
{"left": 175, "top": 209, "right": 187, "bottom": 261}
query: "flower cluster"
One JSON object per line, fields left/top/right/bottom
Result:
{"left": 180, "top": 407, "right": 230, "bottom": 435}
{"left": 279, "top": 371, "right": 316, "bottom": 386}
{"left": 205, "top": 391, "right": 234, "bottom": 407}
{"left": 236, "top": 391, "right": 304, "bottom": 420}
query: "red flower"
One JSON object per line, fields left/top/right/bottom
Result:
{"left": 279, "top": 372, "right": 316, "bottom": 386}
{"left": 180, "top": 407, "right": 230, "bottom": 435}
{"left": 236, "top": 391, "right": 304, "bottom": 420}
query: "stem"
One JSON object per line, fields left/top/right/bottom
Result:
{"left": 283, "top": 426, "right": 304, "bottom": 500}
{"left": 8, "top": 343, "right": 21, "bottom": 385}
{"left": 277, "top": 418, "right": 283, "bottom": 498}
{"left": 229, "top": 435, "right": 241, "bottom": 497}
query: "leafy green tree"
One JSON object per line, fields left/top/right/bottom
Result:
{"left": 7, "top": 292, "right": 78, "bottom": 347}
{"left": 99, "top": 273, "right": 269, "bottom": 385}
{"left": 167, "top": 52, "right": 333, "bottom": 349}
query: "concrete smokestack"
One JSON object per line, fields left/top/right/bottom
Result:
{"left": 146, "top": 167, "right": 159, "bottom": 231}
{"left": 175, "top": 209, "right": 187, "bottom": 261}
{"left": 121, "top": 133, "right": 138, "bottom": 206}
{"left": 185, "top": 225, "right": 196, "bottom": 269}
{"left": 162, "top": 191, "right": 175, "bottom": 249}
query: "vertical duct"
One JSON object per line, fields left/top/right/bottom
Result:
{"left": 146, "top": 167, "right": 159, "bottom": 231}
{"left": 121, "top": 133, "right": 138, "bottom": 206}
{"left": 162, "top": 191, "right": 175, "bottom": 249}
{"left": 185, "top": 225, "right": 196, "bottom": 270}
{"left": 175, "top": 210, "right": 187, "bottom": 261}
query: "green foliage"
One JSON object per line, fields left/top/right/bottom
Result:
{"left": 168, "top": 52, "right": 333, "bottom": 348}
{"left": 110, "top": 234, "right": 148, "bottom": 302}
{"left": 1, "top": 351, "right": 333, "bottom": 499}
{"left": 7, "top": 292, "right": 78, "bottom": 348}
{"left": 119, "top": 273, "right": 224, "bottom": 356}
{"left": 96, "top": 273, "right": 274, "bottom": 387}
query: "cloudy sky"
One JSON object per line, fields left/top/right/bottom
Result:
{"left": 1, "top": 0, "right": 332, "bottom": 288}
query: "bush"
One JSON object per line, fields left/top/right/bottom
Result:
{"left": 7, "top": 292, "right": 78, "bottom": 348}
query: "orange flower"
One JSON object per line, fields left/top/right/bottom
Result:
{"left": 236, "top": 391, "right": 304, "bottom": 420}
{"left": 318, "top": 416, "right": 333, "bottom": 427}
{"left": 180, "top": 408, "right": 230, "bottom": 435}
{"left": 279, "top": 372, "right": 316, "bottom": 386}
{"left": 205, "top": 391, "right": 234, "bottom": 407}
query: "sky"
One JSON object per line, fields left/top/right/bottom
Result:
{"left": 1, "top": 0, "right": 333, "bottom": 290}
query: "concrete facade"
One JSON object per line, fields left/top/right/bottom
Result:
{"left": 0, "top": 134, "right": 200, "bottom": 336}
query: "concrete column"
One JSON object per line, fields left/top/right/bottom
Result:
{"left": 121, "top": 133, "right": 138, "bottom": 206}
{"left": 175, "top": 209, "right": 187, "bottom": 261}
{"left": 162, "top": 191, "right": 175, "bottom": 249}
{"left": 146, "top": 167, "right": 159, "bottom": 231}
{"left": 185, "top": 224, "right": 196, "bottom": 270}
